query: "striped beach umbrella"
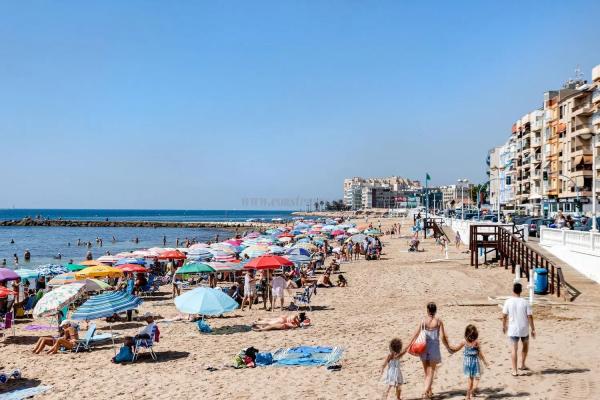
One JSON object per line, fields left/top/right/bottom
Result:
{"left": 207, "top": 262, "right": 243, "bottom": 272}
{"left": 71, "top": 291, "right": 143, "bottom": 321}
{"left": 33, "top": 283, "right": 86, "bottom": 318}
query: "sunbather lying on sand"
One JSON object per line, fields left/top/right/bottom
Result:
{"left": 252, "top": 312, "right": 309, "bottom": 331}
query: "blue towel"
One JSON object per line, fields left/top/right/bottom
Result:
{"left": 271, "top": 346, "right": 343, "bottom": 367}
{"left": 288, "top": 346, "right": 333, "bottom": 355}
{"left": 255, "top": 352, "right": 273, "bottom": 366}
{"left": 197, "top": 320, "right": 212, "bottom": 333}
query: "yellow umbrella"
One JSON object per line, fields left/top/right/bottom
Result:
{"left": 76, "top": 265, "right": 123, "bottom": 279}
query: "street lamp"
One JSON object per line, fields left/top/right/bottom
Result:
{"left": 457, "top": 178, "right": 469, "bottom": 219}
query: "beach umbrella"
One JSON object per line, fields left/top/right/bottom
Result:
{"left": 286, "top": 254, "right": 311, "bottom": 264}
{"left": 347, "top": 228, "right": 360, "bottom": 234}
{"left": 268, "top": 245, "right": 286, "bottom": 255}
{"left": 0, "top": 268, "right": 19, "bottom": 282}
{"left": 116, "top": 264, "right": 148, "bottom": 273}
{"left": 331, "top": 229, "right": 345, "bottom": 236}
{"left": 65, "top": 263, "right": 87, "bottom": 272}
{"left": 174, "top": 287, "right": 238, "bottom": 316}
{"left": 33, "top": 283, "right": 86, "bottom": 318}
{"left": 285, "top": 247, "right": 311, "bottom": 257}
{"left": 13, "top": 268, "right": 40, "bottom": 280}
{"left": 115, "top": 258, "right": 146, "bottom": 266}
{"left": 76, "top": 266, "right": 123, "bottom": 279}
{"left": 207, "top": 262, "right": 244, "bottom": 272}
{"left": 48, "top": 273, "right": 81, "bottom": 286}
{"left": 243, "top": 255, "right": 294, "bottom": 270}
{"left": 158, "top": 250, "right": 186, "bottom": 260}
{"left": 241, "top": 245, "right": 268, "bottom": 258}
{"left": 97, "top": 255, "right": 119, "bottom": 264}
{"left": 189, "top": 243, "right": 210, "bottom": 250}
{"left": 348, "top": 234, "right": 367, "bottom": 243}
{"left": 0, "top": 287, "right": 16, "bottom": 298}
{"left": 71, "top": 291, "right": 143, "bottom": 321}
{"left": 176, "top": 262, "right": 215, "bottom": 274}
{"left": 80, "top": 260, "right": 102, "bottom": 266}
{"left": 292, "top": 242, "right": 317, "bottom": 252}
{"left": 35, "top": 264, "right": 68, "bottom": 276}
{"left": 364, "top": 229, "right": 383, "bottom": 236}
{"left": 335, "top": 234, "right": 349, "bottom": 241}
{"left": 278, "top": 232, "right": 294, "bottom": 238}
{"left": 277, "top": 236, "right": 292, "bottom": 243}
{"left": 224, "top": 239, "right": 243, "bottom": 246}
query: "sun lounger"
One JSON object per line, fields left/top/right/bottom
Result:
{"left": 74, "top": 323, "right": 117, "bottom": 352}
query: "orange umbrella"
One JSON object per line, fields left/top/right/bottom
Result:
{"left": 158, "top": 250, "right": 186, "bottom": 260}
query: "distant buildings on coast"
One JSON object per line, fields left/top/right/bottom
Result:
{"left": 488, "top": 64, "right": 600, "bottom": 217}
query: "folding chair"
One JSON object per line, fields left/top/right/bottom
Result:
{"left": 0, "top": 311, "right": 15, "bottom": 337}
{"left": 133, "top": 325, "right": 158, "bottom": 361}
{"left": 74, "top": 323, "right": 115, "bottom": 352}
{"left": 293, "top": 284, "right": 315, "bottom": 311}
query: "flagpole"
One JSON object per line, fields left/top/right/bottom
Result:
{"left": 425, "top": 173, "right": 429, "bottom": 223}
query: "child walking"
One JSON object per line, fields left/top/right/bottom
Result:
{"left": 449, "top": 324, "right": 489, "bottom": 400}
{"left": 381, "top": 338, "right": 407, "bottom": 400}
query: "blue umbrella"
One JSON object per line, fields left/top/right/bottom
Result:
{"left": 115, "top": 258, "right": 146, "bottom": 266}
{"left": 287, "top": 254, "right": 311, "bottom": 264}
{"left": 174, "top": 287, "right": 238, "bottom": 316}
{"left": 71, "top": 291, "right": 143, "bottom": 321}
{"left": 285, "top": 247, "right": 311, "bottom": 257}
{"left": 14, "top": 269, "right": 40, "bottom": 279}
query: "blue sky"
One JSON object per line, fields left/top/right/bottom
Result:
{"left": 1, "top": 1, "right": 599, "bottom": 209}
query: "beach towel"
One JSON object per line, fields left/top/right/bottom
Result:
{"left": 23, "top": 324, "right": 55, "bottom": 332}
{"left": 0, "top": 385, "right": 52, "bottom": 400}
{"left": 270, "top": 346, "right": 343, "bottom": 367}
{"left": 255, "top": 352, "right": 273, "bottom": 366}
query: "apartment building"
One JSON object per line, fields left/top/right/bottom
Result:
{"left": 488, "top": 64, "right": 600, "bottom": 217}
{"left": 343, "top": 176, "right": 422, "bottom": 210}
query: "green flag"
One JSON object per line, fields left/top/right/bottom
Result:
{"left": 426, "top": 173, "right": 431, "bottom": 181}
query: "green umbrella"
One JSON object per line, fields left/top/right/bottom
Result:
{"left": 175, "top": 262, "right": 215, "bottom": 275}
{"left": 65, "top": 263, "right": 87, "bottom": 272}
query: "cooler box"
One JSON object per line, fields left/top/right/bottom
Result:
{"left": 534, "top": 268, "right": 548, "bottom": 294}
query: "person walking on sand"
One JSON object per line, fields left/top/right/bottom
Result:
{"left": 381, "top": 338, "right": 407, "bottom": 400}
{"left": 241, "top": 270, "right": 256, "bottom": 311}
{"left": 502, "top": 282, "right": 536, "bottom": 376}
{"left": 448, "top": 324, "right": 489, "bottom": 400}
{"left": 409, "top": 302, "right": 451, "bottom": 399}
{"left": 455, "top": 231, "right": 462, "bottom": 250}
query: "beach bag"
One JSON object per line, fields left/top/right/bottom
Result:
{"left": 408, "top": 323, "right": 427, "bottom": 356}
{"left": 197, "top": 320, "right": 212, "bottom": 333}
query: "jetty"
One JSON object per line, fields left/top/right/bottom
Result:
{"left": 0, "top": 217, "right": 274, "bottom": 229}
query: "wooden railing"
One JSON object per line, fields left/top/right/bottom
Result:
{"left": 469, "top": 224, "right": 564, "bottom": 298}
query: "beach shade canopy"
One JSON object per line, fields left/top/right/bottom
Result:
{"left": 0, "top": 287, "right": 16, "bottom": 298}
{"left": 71, "top": 291, "right": 143, "bottom": 321}
{"left": 33, "top": 283, "right": 86, "bottom": 318}
{"left": 65, "top": 263, "right": 87, "bottom": 272}
{"left": 176, "top": 262, "right": 215, "bottom": 275}
{"left": 76, "top": 265, "right": 123, "bottom": 279}
{"left": 114, "top": 258, "right": 146, "bottom": 266}
{"left": 0, "top": 268, "right": 20, "bottom": 282}
{"left": 158, "top": 250, "right": 186, "bottom": 260}
{"left": 244, "top": 255, "right": 294, "bottom": 270}
{"left": 174, "top": 287, "right": 238, "bottom": 316}
{"left": 116, "top": 264, "right": 148, "bottom": 273}
{"left": 348, "top": 234, "right": 367, "bottom": 243}
{"left": 13, "top": 268, "right": 40, "bottom": 280}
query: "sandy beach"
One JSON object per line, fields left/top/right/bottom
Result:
{"left": 2, "top": 217, "right": 600, "bottom": 399}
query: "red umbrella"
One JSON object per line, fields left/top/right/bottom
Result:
{"left": 243, "top": 255, "right": 294, "bottom": 270}
{"left": 278, "top": 232, "right": 295, "bottom": 238}
{"left": 0, "top": 286, "right": 16, "bottom": 298}
{"left": 158, "top": 250, "right": 186, "bottom": 260}
{"left": 116, "top": 264, "right": 148, "bottom": 273}
{"left": 331, "top": 230, "right": 345, "bottom": 236}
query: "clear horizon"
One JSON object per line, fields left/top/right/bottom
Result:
{"left": 2, "top": 1, "right": 599, "bottom": 209}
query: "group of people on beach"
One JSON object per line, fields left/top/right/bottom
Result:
{"left": 381, "top": 282, "right": 535, "bottom": 399}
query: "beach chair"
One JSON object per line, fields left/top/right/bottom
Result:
{"left": 73, "top": 323, "right": 115, "bottom": 353}
{"left": 23, "top": 296, "right": 37, "bottom": 318}
{"left": 133, "top": 325, "right": 158, "bottom": 361}
{"left": 293, "top": 284, "right": 315, "bottom": 311}
{"left": 139, "top": 275, "right": 158, "bottom": 297}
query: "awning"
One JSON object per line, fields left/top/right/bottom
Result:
{"left": 574, "top": 155, "right": 583, "bottom": 165}
{"left": 583, "top": 155, "right": 593, "bottom": 164}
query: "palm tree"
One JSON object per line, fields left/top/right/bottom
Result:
{"left": 320, "top": 200, "right": 324, "bottom": 211}
{"left": 314, "top": 201, "right": 319, "bottom": 212}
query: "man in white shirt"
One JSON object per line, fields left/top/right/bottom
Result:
{"left": 502, "top": 282, "right": 536, "bottom": 376}
{"left": 136, "top": 312, "right": 156, "bottom": 340}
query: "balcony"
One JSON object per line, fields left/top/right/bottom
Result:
{"left": 573, "top": 102, "right": 594, "bottom": 116}
{"left": 531, "top": 137, "right": 542, "bottom": 147}
{"left": 592, "top": 112, "right": 600, "bottom": 128}
{"left": 572, "top": 123, "right": 592, "bottom": 137}
{"left": 593, "top": 89, "right": 600, "bottom": 104}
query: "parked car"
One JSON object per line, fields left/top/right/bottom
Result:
{"left": 574, "top": 217, "right": 600, "bottom": 232}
